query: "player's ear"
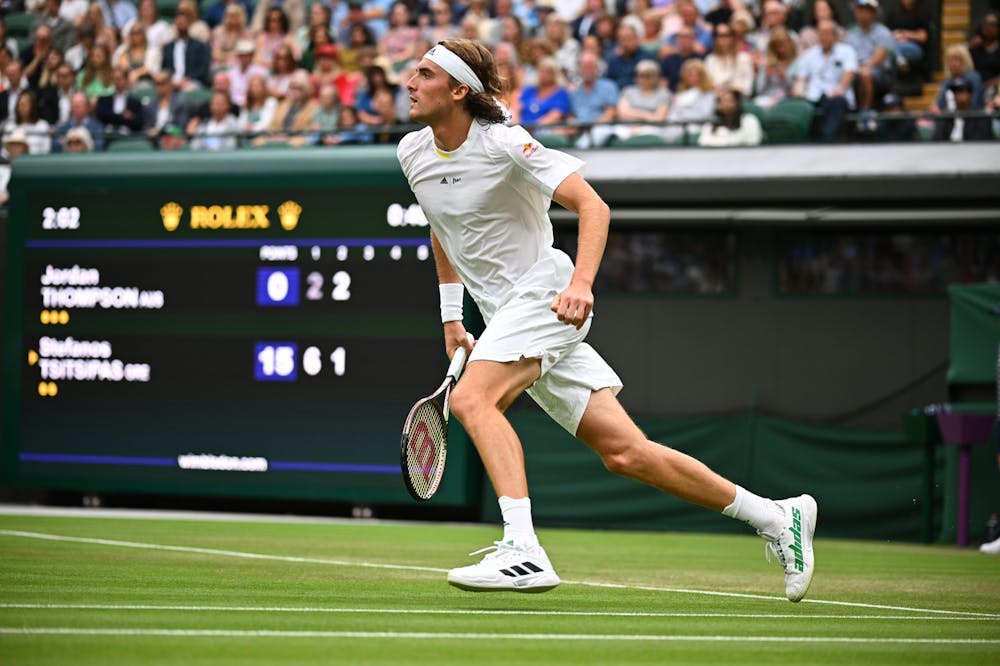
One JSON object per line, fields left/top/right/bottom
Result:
{"left": 450, "top": 83, "right": 470, "bottom": 102}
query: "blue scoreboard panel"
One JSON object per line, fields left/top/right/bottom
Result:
{"left": 1, "top": 149, "right": 477, "bottom": 506}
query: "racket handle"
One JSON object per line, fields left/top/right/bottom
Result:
{"left": 447, "top": 333, "right": 474, "bottom": 381}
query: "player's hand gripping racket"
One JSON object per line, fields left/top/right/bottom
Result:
{"left": 400, "top": 336, "right": 472, "bottom": 501}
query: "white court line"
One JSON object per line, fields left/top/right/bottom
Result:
{"left": 2, "top": 529, "right": 998, "bottom": 620}
{"left": 0, "top": 603, "right": 994, "bottom": 622}
{"left": 0, "top": 628, "right": 997, "bottom": 644}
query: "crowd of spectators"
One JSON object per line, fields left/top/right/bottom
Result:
{"left": 0, "top": 0, "right": 997, "bottom": 160}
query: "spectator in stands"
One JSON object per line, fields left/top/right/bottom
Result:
{"left": 570, "top": 49, "right": 618, "bottom": 147}
{"left": 0, "top": 18, "right": 20, "bottom": 61}
{"left": 496, "top": 54, "right": 523, "bottom": 113}
{"left": 500, "top": 16, "right": 531, "bottom": 66}
{"left": 124, "top": 0, "right": 173, "bottom": 51}
{"left": 424, "top": 0, "right": 460, "bottom": 45}
{"left": 1, "top": 128, "right": 29, "bottom": 172}
{"left": 930, "top": 44, "right": 984, "bottom": 113}
{"left": 1, "top": 60, "right": 30, "bottom": 122}
{"left": 58, "top": 0, "right": 89, "bottom": 25}
{"left": 191, "top": 89, "right": 240, "bottom": 149}
{"left": 228, "top": 39, "right": 268, "bottom": 107}
{"left": 698, "top": 85, "right": 762, "bottom": 146}
{"left": 322, "top": 104, "right": 371, "bottom": 143}
{"left": 665, "top": 58, "right": 715, "bottom": 143}
{"left": 295, "top": 2, "right": 332, "bottom": 61}
{"left": 29, "top": 37, "right": 65, "bottom": 93}
{"left": 704, "top": 21, "right": 753, "bottom": 97}
{"left": 875, "top": 91, "right": 916, "bottom": 141}
{"left": 605, "top": 22, "right": 656, "bottom": 90}
{"left": 753, "top": 25, "right": 798, "bottom": 109}
{"left": 6, "top": 90, "right": 51, "bottom": 154}
{"left": 544, "top": 13, "right": 581, "bottom": 84}
{"left": 515, "top": 55, "right": 572, "bottom": 132}
{"left": 313, "top": 83, "right": 340, "bottom": 133}
{"left": 257, "top": 69, "right": 317, "bottom": 146}
{"left": 178, "top": 0, "right": 213, "bottom": 43}
{"left": 210, "top": 3, "right": 250, "bottom": 69}
{"left": 156, "top": 122, "right": 188, "bottom": 150}
{"left": 252, "top": 0, "right": 305, "bottom": 40}
{"left": 63, "top": 125, "right": 94, "bottom": 152}
{"left": 659, "top": 24, "right": 703, "bottom": 92}
{"left": 379, "top": 1, "right": 422, "bottom": 69}
{"left": 571, "top": 0, "right": 607, "bottom": 44}
{"left": 21, "top": 25, "right": 56, "bottom": 89}
{"left": 114, "top": 21, "right": 162, "bottom": 86}
{"left": 614, "top": 58, "right": 670, "bottom": 141}
{"left": 54, "top": 91, "right": 104, "bottom": 150}
{"left": 237, "top": 73, "right": 278, "bottom": 135}
{"left": 369, "top": 86, "right": 404, "bottom": 143}
{"left": 63, "top": 20, "right": 95, "bottom": 72}
{"left": 968, "top": 10, "right": 1000, "bottom": 93}
{"left": 340, "top": 21, "right": 377, "bottom": 74}
{"left": 97, "top": 0, "right": 137, "bottom": 35}
{"left": 31, "top": 0, "right": 75, "bottom": 53}
{"left": 77, "top": 42, "right": 114, "bottom": 100}
{"left": 729, "top": 9, "right": 755, "bottom": 55}
{"left": 267, "top": 44, "right": 301, "bottom": 100}
{"left": 886, "top": 0, "right": 928, "bottom": 72}
{"left": 520, "top": 36, "right": 556, "bottom": 88}
{"left": 662, "top": 0, "right": 712, "bottom": 56}
{"left": 186, "top": 71, "right": 239, "bottom": 132}
{"left": 932, "top": 78, "right": 993, "bottom": 142}
{"left": 162, "top": 3, "right": 212, "bottom": 90}
{"left": 798, "top": 0, "right": 842, "bottom": 52}
{"left": 749, "top": 0, "right": 798, "bottom": 59}
{"left": 144, "top": 70, "right": 188, "bottom": 137}
{"left": 356, "top": 61, "right": 398, "bottom": 124}
{"left": 299, "top": 17, "right": 335, "bottom": 71}
{"left": 39, "top": 61, "right": 76, "bottom": 125}
{"left": 96, "top": 66, "right": 144, "bottom": 136}
{"left": 256, "top": 7, "right": 300, "bottom": 68}
{"left": 203, "top": 0, "right": 253, "bottom": 30}
{"left": 793, "top": 19, "right": 857, "bottom": 142}
{"left": 845, "top": 0, "right": 896, "bottom": 123}
{"left": 86, "top": 2, "right": 119, "bottom": 53}
{"left": 311, "top": 43, "right": 358, "bottom": 106}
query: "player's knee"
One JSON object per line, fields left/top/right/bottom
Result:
{"left": 599, "top": 443, "right": 643, "bottom": 478}
{"left": 448, "top": 385, "right": 480, "bottom": 424}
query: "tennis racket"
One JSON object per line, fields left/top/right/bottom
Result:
{"left": 400, "top": 338, "right": 472, "bottom": 501}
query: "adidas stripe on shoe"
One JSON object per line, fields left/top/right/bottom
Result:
{"left": 764, "top": 494, "right": 817, "bottom": 602}
{"left": 447, "top": 539, "right": 561, "bottom": 593}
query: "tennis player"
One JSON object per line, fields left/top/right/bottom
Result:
{"left": 397, "top": 38, "right": 817, "bottom": 601}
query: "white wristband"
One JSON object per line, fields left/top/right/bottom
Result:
{"left": 439, "top": 283, "right": 464, "bottom": 323}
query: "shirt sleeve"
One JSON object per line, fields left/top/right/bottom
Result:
{"left": 506, "top": 124, "right": 584, "bottom": 198}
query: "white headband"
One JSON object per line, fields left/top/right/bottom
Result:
{"left": 424, "top": 44, "right": 484, "bottom": 94}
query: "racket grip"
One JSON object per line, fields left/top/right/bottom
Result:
{"left": 447, "top": 333, "right": 474, "bottom": 381}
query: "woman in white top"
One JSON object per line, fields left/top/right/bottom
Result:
{"left": 698, "top": 86, "right": 763, "bottom": 147}
{"left": 5, "top": 90, "right": 51, "bottom": 155}
{"left": 704, "top": 21, "right": 754, "bottom": 97}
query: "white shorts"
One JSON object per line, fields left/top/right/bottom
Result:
{"left": 468, "top": 293, "right": 623, "bottom": 435}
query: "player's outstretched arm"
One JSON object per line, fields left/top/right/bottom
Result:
{"left": 551, "top": 172, "right": 610, "bottom": 329}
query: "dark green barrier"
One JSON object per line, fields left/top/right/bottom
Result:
{"left": 481, "top": 409, "right": 943, "bottom": 541}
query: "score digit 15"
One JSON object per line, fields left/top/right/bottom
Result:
{"left": 254, "top": 343, "right": 346, "bottom": 381}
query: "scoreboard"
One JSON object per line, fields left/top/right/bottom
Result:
{"left": 1, "top": 147, "right": 478, "bottom": 506}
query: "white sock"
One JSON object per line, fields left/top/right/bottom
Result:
{"left": 722, "top": 486, "right": 784, "bottom": 539}
{"left": 498, "top": 496, "right": 536, "bottom": 545}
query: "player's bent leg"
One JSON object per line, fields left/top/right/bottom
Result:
{"left": 576, "top": 388, "right": 817, "bottom": 601}
{"left": 575, "top": 388, "right": 736, "bottom": 511}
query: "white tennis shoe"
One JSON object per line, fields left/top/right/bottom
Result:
{"left": 981, "top": 535, "right": 1000, "bottom": 555}
{"left": 447, "top": 539, "right": 561, "bottom": 593}
{"left": 763, "top": 494, "right": 817, "bottom": 602}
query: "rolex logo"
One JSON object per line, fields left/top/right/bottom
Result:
{"left": 160, "top": 202, "right": 183, "bottom": 231}
{"left": 277, "top": 200, "right": 302, "bottom": 231}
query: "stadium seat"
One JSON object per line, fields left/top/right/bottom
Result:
{"left": 4, "top": 12, "right": 34, "bottom": 39}
{"left": 538, "top": 134, "right": 574, "bottom": 148}
{"left": 762, "top": 99, "right": 815, "bottom": 144}
{"left": 182, "top": 87, "right": 213, "bottom": 110}
{"left": 618, "top": 133, "right": 668, "bottom": 147}
{"left": 107, "top": 138, "right": 155, "bottom": 151}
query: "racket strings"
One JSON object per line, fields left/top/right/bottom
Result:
{"left": 404, "top": 401, "right": 447, "bottom": 499}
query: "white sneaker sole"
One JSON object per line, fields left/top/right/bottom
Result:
{"left": 447, "top": 572, "right": 561, "bottom": 593}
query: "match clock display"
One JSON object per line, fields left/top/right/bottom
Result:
{"left": 2, "top": 148, "right": 476, "bottom": 506}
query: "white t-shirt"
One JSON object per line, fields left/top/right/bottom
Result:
{"left": 397, "top": 121, "right": 583, "bottom": 322}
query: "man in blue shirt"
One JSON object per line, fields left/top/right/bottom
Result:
{"left": 604, "top": 23, "right": 656, "bottom": 90}
{"left": 846, "top": 0, "right": 896, "bottom": 118}
{"left": 570, "top": 51, "right": 619, "bottom": 147}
